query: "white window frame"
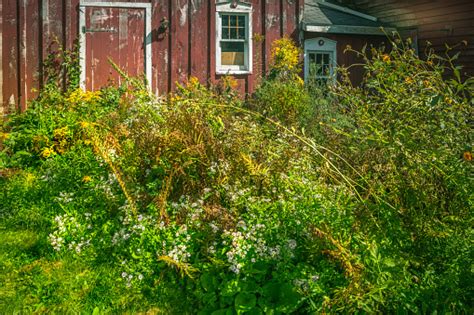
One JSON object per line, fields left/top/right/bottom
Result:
{"left": 78, "top": 1, "right": 152, "bottom": 90}
{"left": 216, "top": 2, "right": 253, "bottom": 75}
{"left": 304, "top": 37, "right": 337, "bottom": 83}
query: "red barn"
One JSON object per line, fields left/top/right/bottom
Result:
{"left": 0, "top": 0, "right": 471, "bottom": 114}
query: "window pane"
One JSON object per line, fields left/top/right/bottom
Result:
{"left": 221, "top": 14, "right": 246, "bottom": 39}
{"left": 221, "top": 42, "right": 245, "bottom": 66}
{"left": 222, "top": 27, "right": 229, "bottom": 39}
{"left": 230, "top": 15, "right": 237, "bottom": 26}
{"left": 316, "top": 53, "right": 322, "bottom": 65}
{"left": 222, "top": 42, "right": 244, "bottom": 53}
{"left": 230, "top": 28, "right": 237, "bottom": 39}
{"left": 323, "top": 65, "right": 329, "bottom": 75}
{"left": 238, "top": 16, "right": 245, "bottom": 27}
{"left": 222, "top": 15, "right": 229, "bottom": 27}
{"left": 238, "top": 27, "right": 245, "bottom": 39}
{"left": 323, "top": 54, "right": 329, "bottom": 65}
{"left": 309, "top": 52, "right": 332, "bottom": 77}
{"left": 317, "top": 65, "right": 323, "bottom": 75}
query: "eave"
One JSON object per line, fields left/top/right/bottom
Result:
{"left": 303, "top": 23, "right": 396, "bottom": 36}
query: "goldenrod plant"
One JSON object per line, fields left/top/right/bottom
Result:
{"left": 0, "top": 34, "right": 472, "bottom": 313}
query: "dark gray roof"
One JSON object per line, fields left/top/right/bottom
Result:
{"left": 303, "top": 1, "right": 388, "bottom": 29}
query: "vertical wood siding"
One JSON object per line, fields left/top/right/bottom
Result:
{"left": 305, "top": 32, "right": 388, "bottom": 86}
{"left": 1, "top": 0, "right": 303, "bottom": 113}
{"left": 341, "top": 0, "right": 474, "bottom": 77}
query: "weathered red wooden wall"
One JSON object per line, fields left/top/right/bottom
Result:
{"left": 340, "top": 0, "right": 474, "bottom": 77}
{"left": 305, "top": 32, "right": 388, "bottom": 86}
{"left": 1, "top": 0, "right": 304, "bottom": 114}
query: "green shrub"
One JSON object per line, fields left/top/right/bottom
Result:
{"left": 318, "top": 37, "right": 473, "bottom": 311}
{"left": 0, "top": 36, "right": 472, "bottom": 313}
{"left": 251, "top": 38, "right": 315, "bottom": 128}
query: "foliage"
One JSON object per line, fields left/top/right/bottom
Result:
{"left": 251, "top": 38, "right": 314, "bottom": 128}
{"left": 316, "top": 37, "right": 473, "bottom": 312}
{"left": 0, "top": 36, "right": 472, "bottom": 313}
{"left": 269, "top": 37, "right": 301, "bottom": 76}
{"left": 42, "top": 38, "right": 81, "bottom": 93}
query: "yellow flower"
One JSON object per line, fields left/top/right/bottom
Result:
{"left": 66, "top": 88, "right": 101, "bottom": 104}
{"left": 270, "top": 37, "right": 301, "bottom": 72}
{"left": 0, "top": 132, "right": 9, "bottom": 141}
{"left": 82, "top": 175, "right": 92, "bottom": 183}
{"left": 296, "top": 76, "right": 304, "bottom": 86}
{"left": 186, "top": 76, "right": 200, "bottom": 91}
{"left": 382, "top": 54, "right": 391, "bottom": 62}
{"left": 41, "top": 147, "right": 56, "bottom": 158}
{"left": 80, "top": 121, "right": 90, "bottom": 129}
{"left": 405, "top": 77, "right": 414, "bottom": 84}
{"left": 54, "top": 126, "right": 70, "bottom": 139}
{"left": 83, "top": 90, "right": 101, "bottom": 103}
{"left": 170, "top": 94, "right": 182, "bottom": 102}
{"left": 220, "top": 75, "right": 238, "bottom": 90}
{"left": 24, "top": 172, "right": 36, "bottom": 186}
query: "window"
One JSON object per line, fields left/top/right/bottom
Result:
{"left": 304, "top": 37, "right": 337, "bottom": 85}
{"left": 216, "top": 2, "right": 252, "bottom": 74}
{"left": 308, "top": 51, "right": 334, "bottom": 85}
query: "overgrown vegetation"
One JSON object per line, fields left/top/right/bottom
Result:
{"left": 0, "top": 36, "right": 472, "bottom": 313}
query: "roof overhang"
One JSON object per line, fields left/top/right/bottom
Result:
{"left": 317, "top": 0, "right": 378, "bottom": 22}
{"left": 303, "top": 23, "right": 396, "bottom": 36}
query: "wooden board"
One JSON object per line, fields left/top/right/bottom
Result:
{"left": 84, "top": 6, "right": 146, "bottom": 90}
{"left": 1, "top": 0, "right": 304, "bottom": 111}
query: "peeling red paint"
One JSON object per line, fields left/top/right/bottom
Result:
{"left": 2, "top": 0, "right": 306, "bottom": 112}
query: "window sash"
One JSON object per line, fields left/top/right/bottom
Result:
{"left": 217, "top": 12, "right": 251, "bottom": 72}
{"left": 308, "top": 52, "right": 333, "bottom": 78}
{"left": 221, "top": 14, "right": 246, "bottom": 40}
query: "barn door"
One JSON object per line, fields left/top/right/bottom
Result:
{"left": 78, "top": 2, "right": 152, "bottom": 91}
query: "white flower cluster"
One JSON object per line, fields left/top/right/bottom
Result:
{"left": 287, "top": 239, "right": 297, "bottom": 250}
{"left": 208, "top": 160, "right": 230, "bottom": 176}
{"left": 222, "top": 221, "right": 267, "bottom": 274}
{"left": 189, "top": 200, "right": 204, "bottom": 222}
{"left": 207, "top": 241, "right": 218, "bottom": 255}
{"left": 121, "top": 271, "right": 144, "bottom": 288}
{"left": 293, "top": 274, "right": 319, "bottom": 292}
{"left": 222, "top": 220, "right": 299, "bottom": 274}
{"left": 170, "top": 197, "right": 206, "bottom": 226}
{"left": 108, "top": 148, "right": 118, "bottom": 160}
{"left": 48, "top": 214, "right": 91, "bottom": 253}
{"left": 167, "top": 244, "right": 191, "bottom": 262}
{"left": 95, "top": 173, "right": 119, "bottom": 198}
{"left": 112, "top": 228, "right": 131, "bottom": 245}
{"left": 209, "top": 223, "right": 220, "bottom": 233}
{"left": 68, "top": 238, "right": 91, "bottom": 253}
{"left": 159, "top": 224, "right": 193, "bottom": 263}
{"left": 49, "top": 234, "right": 64, "bottom": 251}
{"left": 222, "top": 184, "right": 252, "bottom": 203}
{"left": 55, "top": 191, "right": 74, "bottom": 204}
{"left": 111, "top": 214, "right": 153, "bottom": 248}
{"left": 40, "top": 170, "right": 55, "bottom": 182}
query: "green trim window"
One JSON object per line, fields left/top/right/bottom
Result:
{"left": 304, "top": 37, "right": 337, "bottom": 85}
{"left": 308, "top": 51, "right": 334, "bottom": 85}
